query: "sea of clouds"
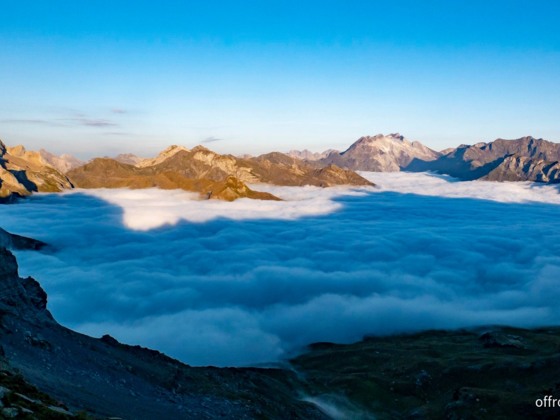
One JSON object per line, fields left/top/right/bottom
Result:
{"left": 1, "top": 172, "right": 560, "bottom": 366}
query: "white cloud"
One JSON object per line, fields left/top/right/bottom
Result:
{"left": 361, "top": 171, "right": 560, "bottom": 204}
{"left": 1, "top": 172, "right": 560, "bottom": 366}
{"left": 71, "top": 185, "right": 371, "bottom": 230}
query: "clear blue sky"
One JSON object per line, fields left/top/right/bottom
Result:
{"left": 1, "top": 0, "right": 559, "bottom": 158}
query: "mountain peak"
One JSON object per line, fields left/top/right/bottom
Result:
{"left": 322, "top": 133, "right": 440, "bottom": 172}
{"left": 6, "top": 144, "right": 28, "bottom": 157}
{"left": 136, "top": 145, "right": 189, "bottom": 168}
{"left": 355, "top": 133, "right": 406, "bottom": 145}
{"left": 191, "top": 145, "right": 213, "bottom": 153}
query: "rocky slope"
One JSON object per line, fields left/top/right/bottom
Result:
{"left": 408, "top": 136, "right": 560, "bottom": 182}
{"left": 67, "top": 145, "right": 373, "bottom": 200}
{"left": 0, "top": 140, "right": 73, "bottom": 202}
{"left": 0, "top": 234, "right": 325, "bottom": 419}
{"left": 483, "top": 154, "right": 560, "bottom": 182}
{"left": 294, "top": 327, "right": 560, "bottom": 419}
{"left": 320, "top": 133, "right": 440, "bottom": 172}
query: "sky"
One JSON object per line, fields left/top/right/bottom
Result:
{"left": 1, "top": 0, "right": 559, "bottom": 158}
{"left": 2, "top": 173, "right": 560, "bottom": 366}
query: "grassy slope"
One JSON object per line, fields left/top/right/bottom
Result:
{"left": 292, "top": 327, "right": 560, "bottom": 419}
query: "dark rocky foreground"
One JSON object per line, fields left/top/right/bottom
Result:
{"left": 0, "top": 232, "right": 325, "bottom": 419}
{"left": 2, "top": 229, "right": 560, "bottom": 419}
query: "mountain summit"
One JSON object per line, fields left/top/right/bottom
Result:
{"left": 320, "top": 133, "right": 440, "bottom": 172}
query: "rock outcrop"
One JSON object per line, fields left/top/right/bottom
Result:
{"left": 0, "top": 228, "right": 46, "bottom": 250}
{"left": 320, "top": 133, "right": 440, "bottom": 172}
{"left": 135, "top": 145, "right": 189, "bottom": 168}
{"left": 0, "top": 140, "right": 73, "bottom": 202}
{"left": 408, "top": 136, "right": 560, "bottom": 183}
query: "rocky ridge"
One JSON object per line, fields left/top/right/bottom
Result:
{"left": 408, "top": 136, "right": 560, "bottom": 182}
{"left": 66, "top": 146, "right": 373, "bottom": 200}
{"left": 0, "top": 140, "right": 73, "bottom": 202}
{"left": 1, "top": 139, "right": 373, "bottom": 202}
{"left": 0, "top": 232, "right": 326, "bottom": 419}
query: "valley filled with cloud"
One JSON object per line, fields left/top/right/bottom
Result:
{"left": 1, "top": 172, "right": 560, "bottom": 366}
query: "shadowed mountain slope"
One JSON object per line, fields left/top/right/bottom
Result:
{"left": 408, "top": 136, "right": 560, "bottom": 183}
{"left": 0, "top": 235, "right": 325, "bottom": 419}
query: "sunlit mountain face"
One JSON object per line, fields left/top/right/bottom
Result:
{"left": 2, "top": 172, "right": 559, "bottom": 366}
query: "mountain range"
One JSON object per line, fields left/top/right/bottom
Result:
{"left": 407, "top": 136, "right": 560, "bottom": 182}
{"left": 1, "top": 141, "right": 373, "bottom": 202}
{"left": 2, "top": 134, "right": 560, "bottom": 203}
{"left": 289, "top": 134, "right": 560, "bottom": 183}
{"left": 66, "top": 145, "right": 373, "bottom": 201}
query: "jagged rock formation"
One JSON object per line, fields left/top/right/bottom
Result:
{"left": 136, "top": 145, "right": 189, "bottom": 168}
{"left": 0, "top": 140, "right": 73, "bottom": 202}
{"left": 408, "top": 136, "right": 560, "bottom": 183}
{"left": 38, "top": 149, "right": 84, "bottom": 173}
{"left": 67, "top": 146, "right": 373, "bottom": 200}
{"left": 0, "top": 228, "right": 46, "bottom": 250}
{"left": 287, "top": 149, "right": 338, "bottom": 161}
{"left": 483, "top": 155, "right": 560, "bottom": 182}
{"left": 320, "top": 133, "right": 440, "bottom": 172}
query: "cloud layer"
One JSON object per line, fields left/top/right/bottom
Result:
{"left": 1, "top": 172, "right": 560, "bottom": 367}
